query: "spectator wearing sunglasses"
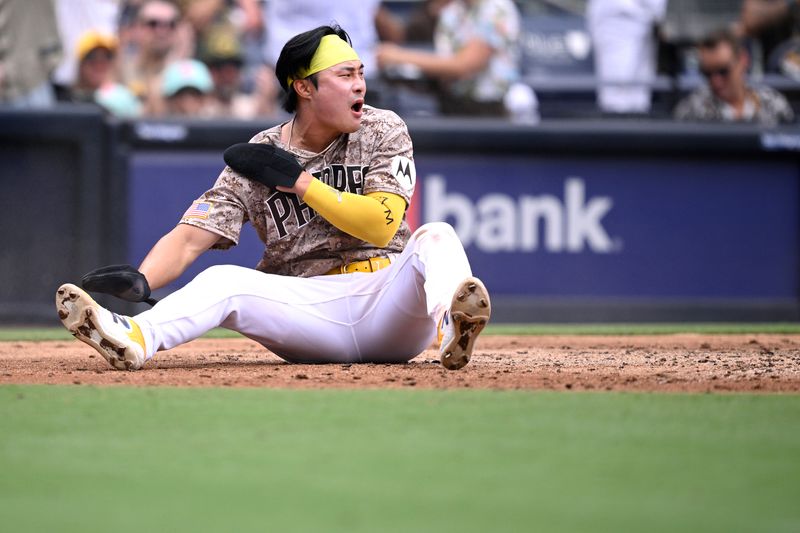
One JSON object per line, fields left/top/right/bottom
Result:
{"left": 674, "top": 29, "right": 794, "bottom": 126}
{"left": 119, "top": 0, "right": 192, "bottom": 116}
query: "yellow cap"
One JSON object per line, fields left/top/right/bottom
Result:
{"left": 76, "top": 30, "right": 118, "bottom": 62}
{"left": 287, "top": 34, "right": 360, "bottom": 85}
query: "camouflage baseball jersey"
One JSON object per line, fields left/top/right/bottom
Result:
{"left": 179, "top": 105, "right": 417, "bottom": 277}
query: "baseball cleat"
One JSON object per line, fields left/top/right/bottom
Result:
{"left": 55, "top": 283, "right": 147, "bottom": 370}
{"left": 438, "top": 277, "right": 491, "bottom": 370}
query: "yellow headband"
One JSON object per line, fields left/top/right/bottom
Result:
{"left": 287, "top": 34, "right": 360, "bottom": 86}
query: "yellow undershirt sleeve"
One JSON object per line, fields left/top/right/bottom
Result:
{"left": 301, "top": 178, "right": 406, "bottom": 247}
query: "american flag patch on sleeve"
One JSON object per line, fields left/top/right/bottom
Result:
{"left": 184, "top": 201, "right": 212, "bottom": 219}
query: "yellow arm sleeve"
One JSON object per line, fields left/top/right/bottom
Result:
{"left": 301, "top": 178, "right": 406, "bottom": 247}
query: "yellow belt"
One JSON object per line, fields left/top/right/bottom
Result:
{"left": 325, "top": 257, "right": 391, "bottom": 275}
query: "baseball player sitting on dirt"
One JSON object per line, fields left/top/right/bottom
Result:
{"left": 55, "top": 24, "right": 491, "bottom": 371}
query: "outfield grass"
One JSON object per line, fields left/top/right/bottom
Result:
{"left": 0, "top": 386, "right": 798, "bottom": 533}
{"left": 3, "top": 322, "right": 800, "bottom": 341}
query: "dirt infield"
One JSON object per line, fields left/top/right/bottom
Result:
{"left": 2, "top": 334, "right": 799, "bottom": 392}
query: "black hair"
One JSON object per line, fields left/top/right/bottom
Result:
{"left": 699, "top": 28, "right": 744, "bottom": 58}
{"left": 274, "top": 24, "right": 353, "bottom": 113}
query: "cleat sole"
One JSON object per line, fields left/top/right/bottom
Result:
{"left": 440, "top": 277, "right": 491, "bottom": 370}
{"left": 55, "top": 283, "right": 143, "bottom": 371}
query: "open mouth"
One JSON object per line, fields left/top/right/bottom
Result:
{"left": 351, "top": 101, "right": 363, "bottom": 113}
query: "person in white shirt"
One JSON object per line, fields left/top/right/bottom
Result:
{"left": 586, "top": 0, "right": 668, "bottom": 114}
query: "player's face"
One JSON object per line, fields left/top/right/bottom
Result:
{"left": 308, "top": 60, "right": 366, "bottom": 134}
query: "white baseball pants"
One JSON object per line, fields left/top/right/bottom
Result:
{"left": 134, "top": 222, "right": 473, "bottom": 363}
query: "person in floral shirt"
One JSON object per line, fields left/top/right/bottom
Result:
{"left": 674, "top": 29, "right": 795, "bottom": 126}
{"left": 376, "top": 0, "right": 521, "bottom": 116}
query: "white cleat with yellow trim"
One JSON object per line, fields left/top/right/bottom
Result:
{"left": 438, "top": 277, "right": 491, "bottom": 370}
{"left": 55, "top": 283, "right": 147, "bottom": 370}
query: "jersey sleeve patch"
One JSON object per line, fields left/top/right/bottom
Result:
{"left": 183, "top": 201, "right": 213, "bottom": 219}
{"left": 390, "top": 156, "right": 416, "bottom": 194}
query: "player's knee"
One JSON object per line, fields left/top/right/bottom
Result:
{"left": 191, "top": 265, "right": 249, "bottom": 289}
{"left": 413, "top": 222, "right": 459, "bottom": 243}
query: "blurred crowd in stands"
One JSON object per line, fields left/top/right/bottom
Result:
{"left": 0, "top": 0, "right": 797, "bottom": 124}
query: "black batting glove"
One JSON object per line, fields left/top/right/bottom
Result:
{"left": 223, "top": 143, "right": 303, "bottom": 189}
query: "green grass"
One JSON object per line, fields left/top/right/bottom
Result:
{"left": 1, "top": 386, "right": 798, "bottom": 533}
{"left": 4, "top": 322, "right": 800, "bottom": 342}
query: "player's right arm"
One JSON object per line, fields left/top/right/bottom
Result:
{"left": 138, "top": 224, "right": 220, "bottom": 290}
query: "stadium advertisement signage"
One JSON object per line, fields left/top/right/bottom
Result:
{"left": 129, "top": 152, "right": 798, "bottom": 300}
{"left": 415, "top": 154, "right": 798, "bottom": 299}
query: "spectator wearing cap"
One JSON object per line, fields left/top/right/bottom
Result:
{"left": 159, "top": 58, "right": 215, "bottom": 116}
{"left": 197, "top": 22, "right": 278, "bottom": 118}
{"left": 57, "top": 29, "right": 142, "bottom": 118}
{"left": 674, "top": 29, "right": 794, "bottom": 126}
{"left": 64, "top": 31, "right": 119, "bottom": 104}
{"left": 51, "top": 0, "right": 121, "bottom": 97}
